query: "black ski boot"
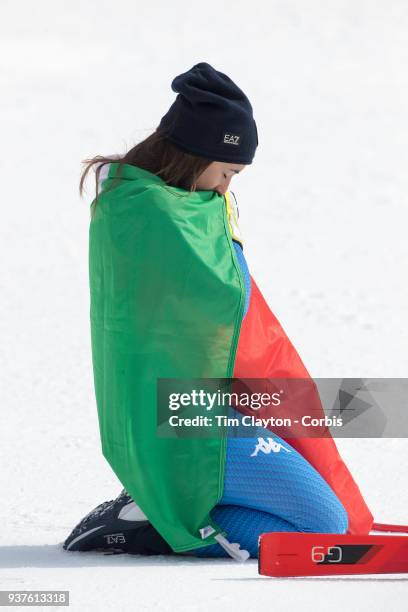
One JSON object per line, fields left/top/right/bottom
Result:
{"left": 62, "top": 489, "right": 173, "bottom": 555}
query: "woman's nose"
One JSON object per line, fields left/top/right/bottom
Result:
{"left": 216, "top": 177, "right": 232, "bottom": 195}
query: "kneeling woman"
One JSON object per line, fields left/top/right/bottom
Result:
{"left": 63, "top": 62, "right": 369, "bottom": 560}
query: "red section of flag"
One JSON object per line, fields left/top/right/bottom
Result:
{"left": 233, "top": 275, "right": 374, "bottom": 535}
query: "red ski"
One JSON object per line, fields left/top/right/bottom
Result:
{"left": 259, "top": 528, "right": 408, "bottom": 577}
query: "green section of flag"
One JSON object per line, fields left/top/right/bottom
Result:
{"left": 89, "top": 163, "right": 245, "bottom": 551}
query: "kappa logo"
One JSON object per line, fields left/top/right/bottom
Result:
{"left": 223, "top": 133, "right": 241, "bottom": 146}
{"left": 250, "top": 437, "right": 291, "bottom": 457}
{"left": 104, "top": 533, "right": 126, "bottom": 544}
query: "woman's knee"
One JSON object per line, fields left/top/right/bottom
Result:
{"left": 223, "top": 430, "right": 349, "bottom": 534}
{"left": 294, "top": 488, "right": 349, "bottom": 534}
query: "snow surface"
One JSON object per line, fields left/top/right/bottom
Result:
{"left": 1, "top": 0, "right": 408, "bottom": 610}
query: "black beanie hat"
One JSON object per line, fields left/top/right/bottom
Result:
{"left": 158, "top": 62, "right": 258, "bottom": 164}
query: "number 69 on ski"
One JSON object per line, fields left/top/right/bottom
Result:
{"left": 258, "top": 524, "right": 408, "bottom": 577}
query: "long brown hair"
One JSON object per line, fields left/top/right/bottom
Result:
{"left": 79, "top": 127, "right": 214, "bottom": 218}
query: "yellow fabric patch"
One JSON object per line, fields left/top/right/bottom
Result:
{"left": 225, "top": 191, "right": 243, "bottom": 247}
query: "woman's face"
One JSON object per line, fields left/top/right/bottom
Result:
{"left": 194, "top": 161, "right": 246, "bottom": 195}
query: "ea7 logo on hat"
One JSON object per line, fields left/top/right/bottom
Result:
{"left": 222, "top": 132, "right": 241, "bottom": 146}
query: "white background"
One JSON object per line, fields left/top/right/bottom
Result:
{"left": 1, "top": 0, "right": 407, "bottom": 610}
